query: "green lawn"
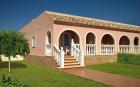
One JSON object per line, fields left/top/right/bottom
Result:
{"left": 0, "top": 61, "right": 112, "bottom": 87}
{"left": 87, "top": 63, "right": 140, "bottom": 79}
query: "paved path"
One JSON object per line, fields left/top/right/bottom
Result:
{"left": 63, "top": 68, "right": 140, "bottom": 87}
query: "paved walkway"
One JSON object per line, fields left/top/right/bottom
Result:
{"left": 63, "top": 68, "right": 140, "bottom": 87}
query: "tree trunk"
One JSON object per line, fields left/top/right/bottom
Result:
{"left": 8, "top": 57, "right": 11, "bottom": 73}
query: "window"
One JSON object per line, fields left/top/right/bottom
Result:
{"left": 32, "top": 36, "right": 36, "bottom": 48}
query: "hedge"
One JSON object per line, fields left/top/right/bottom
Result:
{"left": 117, "top": 53, "right": 140, "bottom": 65}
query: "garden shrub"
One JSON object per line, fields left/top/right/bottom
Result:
{"left": 2, "top": 73, "right": 29, "bottom": 87}
{"left": 117, "top": 53, "right": 140, "bottom": 65}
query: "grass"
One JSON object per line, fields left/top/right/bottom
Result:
{"left": 0, "top": 60, "right": 112, "bottom": 87}
{"left": 87, "top": 63, "right": 140, "bottom": 79}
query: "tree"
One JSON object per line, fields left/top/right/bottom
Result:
{"left": 0, "top": 30, "right": 30, "bottom": 73}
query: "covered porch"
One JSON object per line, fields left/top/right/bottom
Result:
{"left": 46, "top": 29, "right": 140, "bottom": 68}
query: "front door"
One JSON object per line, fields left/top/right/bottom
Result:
{"left": 64, "top": 34, "right": 70, "bottom": 46}
{"left": 63, "top": 33, "right": 71, "bottom": 55}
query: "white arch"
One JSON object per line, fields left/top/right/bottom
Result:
{"left": 134, "top": 36, "right": 139, "bottom": 45}
{"left": 46, "top": 31, "right": 51, "bottom": 44}
{"left": 100, "top": 32, "right": 116, "bottom": 45}
{"left": 119, "top": 35, "right": 130, "bottom": 45}
{"left": 57, "top": 28, "right": 81, "bottom": 46}
{"left": 45, "top": 30, "right": 52, "bottom": 56}
{"left": 86, "top": 32, "right": 96, "bottom": 44}
{"left": 118, "top": 34, "right": 130, "bottom": 45}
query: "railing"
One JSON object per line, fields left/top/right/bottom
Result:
{"left": 71, "top": 39, "right": 84, "bottom": 66}
{"left": 119, "top": 45, "right": 140, "bottom": 53}
{"left": 86, "top": 44, "right": 96, "bottom": 55}
{"left": 134, "top": 46, "right": 140, "bottom": 53}
{"left": 101, "top": 45, "right": 115, "bottom": 55}
{"left": 53, "top": 44, "right": 64, "bottom": 68}
{"left": 73, "top": 45, "right": 80, "bottom": 61}
{"left": 75, "top": 44, "right": 80, "bottom": 49}
{"left": 46, "top": 44, "right": 51, "bottom": 56}
{"left": 119, "top": 45, "right": 131, "bottom": 53}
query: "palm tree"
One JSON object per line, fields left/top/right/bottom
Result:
{"left": 0, "top": 30, "right": 30, "bottom": 73}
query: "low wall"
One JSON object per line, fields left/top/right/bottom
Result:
{"left": 24, "top": 55, "right": 117, "bottom": 69}
{"left": 25, "top": 55, "right": 58, "bottom": 70}
{"left": 84, "top": 55, "right": 117, "bottom": 65}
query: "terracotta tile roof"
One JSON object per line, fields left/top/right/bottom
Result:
{"left": 45, "top": 11, "right": 140, "bottom": 32}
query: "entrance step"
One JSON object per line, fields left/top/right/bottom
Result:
{"left": 64, "top": 58, "right": 76, "bottom": 60}
{"left": 64, "top": 62, "right": 80, "bottom": 66}
{"left": 64, "top": 60, "right": 78, "bottom": 63}
{"left": 64, "top": 55, "right": 74, "bottom": 58}
{"left": 58, "top": 65, "right": 84, "bottom": 69}
{"left": 62, "top": 55, "right": 82, "bottom": 69}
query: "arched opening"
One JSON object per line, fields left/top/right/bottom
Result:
{"left": 134, "top": 37, "right": 139, "bottom": 52}
{"left": 119, "top": 36, "right": 130, "bottom": 53}
{"left": 46, "top": 31, "right": 51, "bottom": 44}
{"left": 101, "top": 34, "right": 114, "bottom": 45}
{"left": 119, "top": 36, "right": 130, "bottom": 45}
{"left": 86, "top": 33, "right": 96, "bottom": 55}
{"left": 86, "top": 33, "right": 95, "bottom": 44}
{"left": 134, "top": 37, "right": 139, "bottom": 45}
{"left": 45, "top": 31, "right": 51, "bottom": 56}
{"left": 59, "top": 30, "right": 79, "bottom": 53}
{"left": 101, "top": 34, "right": 115, "bottom": 55}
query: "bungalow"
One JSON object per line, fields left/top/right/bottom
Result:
{"left": 20, "top": 11, "right": 140, "bottom": 68}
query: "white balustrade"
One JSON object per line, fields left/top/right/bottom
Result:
{"left": 75, "top": 44, "right": 80, "bottom": 49}
{"left": 46, "top": 44, "right": 51, "bottom": 56}
{"left": 86, "top": 44, "right": 96, "bottom": 55}
{"left": 73, "top": 45, "right": 80, "bottom": 60}
{"left": 134, "top": 46, "right": 140, "bottom": 53}
{"left": 119, "top": 45, "right": 140, "bottom": 53}
{"left": 119, "top": 45, "right": 131, "bottom": 53}
{"left": 71, "top": 39, "right": 84, "bottom": 66}
{"left": 53, "top": 44, "right": 64, "bottom": 68}
{"left": 101, "top": 45, "right": 115, "bottom": 55}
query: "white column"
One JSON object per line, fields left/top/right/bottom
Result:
{"left": 96, "top": 36, "right": 101, "bottom": 55}
{"left": 71, "top": 39, "right": 74, "bottom": 56}
{"left": 130, "top": 37, "right": 134, "bottom": 53}
{"left": 60, "top": 47, "right": 64, "bottom": 68}
{"left": 115, "top": 36, "right": 119, "bottom": 54}
{"left": 79, "top": 47, "right": 84, "bottom": 66}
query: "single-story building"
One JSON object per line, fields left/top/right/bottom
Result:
{"left": 20, "top": 11, "right": 140, "bottom": 68}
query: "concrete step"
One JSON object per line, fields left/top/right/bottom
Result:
{"left": 64, "top": 56, "right": 74, "bottom": 58}
{"left": 58, "top": 65, "right": 84, "bottom": 69}
{"left": 64, "top": 58, "right": 76, "bottom": 60}
{"left": 64, "top": 62, "right": 80, "bottom": 66}
{"left": 57, "top": 55, "right": 82, "bottom": 69}
{"left": 64, "top": 60, "right": 78, "bottom": 63}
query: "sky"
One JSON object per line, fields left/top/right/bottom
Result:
{"left": 0, "top": 0, "right": 140, "bottom": 31}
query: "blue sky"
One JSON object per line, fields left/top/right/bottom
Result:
{"left": 0, "top": 0, "right": 140, "bottom": 31}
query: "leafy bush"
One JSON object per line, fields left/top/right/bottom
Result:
{"left": 117, "top": 53, "right": 140, "bottom": 65}
{"left": 2, "top": 73, "right": 29, "bottom": 87}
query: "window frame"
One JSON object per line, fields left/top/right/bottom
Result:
{"left": 32, "top": 36, "right": 36, "bottom": 48}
